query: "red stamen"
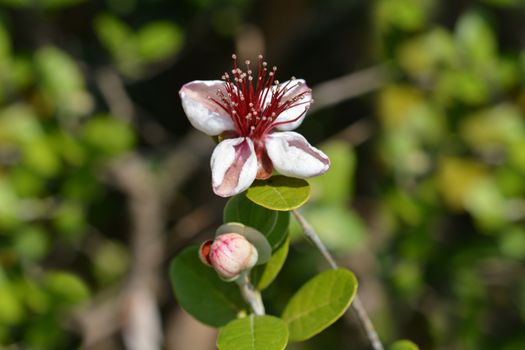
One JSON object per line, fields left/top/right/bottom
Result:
{"left": 212, "top": 54, "right": 311, "bottom": 141}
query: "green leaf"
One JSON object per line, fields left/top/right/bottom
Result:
{"left": 282, "top": 268, "right": 357, "bottom": 342}
{"left": 252, "top": 235, "right": 289, "bottom": 290}
{"left": 45, "top": 272, "right": 90, "bottom": 305}
{"left": 136, "top": 22, "right": 183, "bottom": 62}
{"left": 94, "top": 14, "right": 141, "bottom": 76}
{"left": 455, "top": 11, "right": 496, "bottom": 67}
{"left": 499, "top": 227, "right": 525, "bottom": 259}
{"left": 390, "top": 340, "right": 420, "bottom": 350}
{"left": 224, "top": 194, "right": 290, "bottom": 250}
{"left": 34, "top": 46, "right": 90, "bottom": 116}
{"left": 82, "top": 115, "right": 134, "bottom": 156}
{"left": 0, "top": 104, "right": 41, "bottom": 144}
{"left": 216, "top": 223, "right": 272, "bottom": 265}
{"left": 22, "top": 137, "right": 61, "bottom": 177}
{"left": 464, "top": 179, "right": 507, "bottom": 231}
{"left": 246, "top": 176, "right": 310, "bottom": 211}
{"left": 93, "top": 241, "right": 129, "bottom": 285}
{"left": 52, "top": 201, "right": 86, "bottom": 237}
{"left": 460, "top": 104, "right": 525, "bottom": 152}
{"left": 376, "top": 0, "right": 428, "bottom": 31}
{"left": 13, "top": 226, "right": 49, "bottom": 261}
{"left": 0, "top": 22, "right": 11, "bottom": 75}
{"left": 94, "top": 14, "right": 134, "bottom": 56}
{"left": 170, "top": 246, "right": 247, "bottom": 327}
{"left": 0, "top": 178, "right": 20, "bottom": 230}
{"left": 10, "top": 166, "right": 45, "bottom": 198}
{"left": 52, "top": 130, "right": 86, "bottom": 166}
{"left": 217, "top": 315, "right": 289, "bottom": 350}
{"left": 0, "top": 285, "right": 23, "bottom": 325}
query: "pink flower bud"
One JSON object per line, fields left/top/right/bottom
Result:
{"left": 199, "top": 233, "right": 258, "bottom": 280}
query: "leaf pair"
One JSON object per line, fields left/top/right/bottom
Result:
{"left": 215, "top": 268, "right": 358, "bottom": 350}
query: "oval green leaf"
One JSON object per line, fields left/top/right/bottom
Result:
{"left": 282, "top": 268, "right": 358, "bottom": 342}
{"left": 389, "top": 340, "right": 420, "bottom": 350}
{"left": 246, "top": 175, "right": 310, "bottom": 211}
{"left": 216, "top": 223, "right": 272, "bottom": 265}
{"left": 252, "top": 235, "right": 290, "bottom": 290}
{"left": 217, "top": 315, "right": 289, "bottom": 350}
{"left": 224, "top": 194, "right": 290, "bottom": 249}
{"left": 136, "top": 22, "right": 183, "bottom": 62}
{"left": 170, "top": 246, "right": 246, "bottom": 327}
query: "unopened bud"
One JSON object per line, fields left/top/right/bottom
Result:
{"left": 199, "top": 233, "right": 258, "bottom": 280}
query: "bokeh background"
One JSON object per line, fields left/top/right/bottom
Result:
{"left": 1, "top": 0, "right": 525, "bottom": 349}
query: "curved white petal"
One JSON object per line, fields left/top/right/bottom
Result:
{"left": 211, "top": 137, "right": 258, "bottom": 197}
{"left": 273, "top": 79, "right": 312, "bottom": 131}
{"left": 265, "top": 131, "right": 330, "bottom": 178}
{"left": 179, "top": 80, "right": 235, "bottom": 136}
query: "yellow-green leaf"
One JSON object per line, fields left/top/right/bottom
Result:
{"left": 246, "top": 176, "right": 310, "bottom": 211}
{"left": 390, "top": 340, "right": 420, "bottom": 350}
{"left": 282, "top": 268, "right": 357, "bottom": 342}
{"left": 217, "top": 315, "right": 288, "bottom": 350}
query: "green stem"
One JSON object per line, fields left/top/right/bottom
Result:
{"left": 236, "top": 272, "right": 265, "bottom": 316}
{"left": 292, "top": 210, "right": 384, "bottom": 350}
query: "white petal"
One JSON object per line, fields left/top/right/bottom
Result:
{"left": 265, "top": 132, "right": 330, "bottom": 178}
{"left": 179, "top": 80, "right": 235, "bottom": 136}
{"left": 211, "top": 137, "right": 258, "bottom": 197}
{"left": 273, "top": 79, "right": 312, "bottom": 131}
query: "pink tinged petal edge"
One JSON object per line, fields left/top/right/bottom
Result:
{"left": 265, "top": 131, "right": 330, "bottom": 178}
{"left": 273, "top": 79, "right": 312, "bottom": 131}
{"left": 179, "top": 80, "right": 236, "bottom": 136}
{"left": 210, "top": 137, "right": 258, "bottom": 197}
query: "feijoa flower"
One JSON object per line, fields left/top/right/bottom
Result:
{"left": 179, "top": 54, "right": 330, "bottom": 197}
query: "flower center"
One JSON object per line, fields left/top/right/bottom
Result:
{"left": 208, "top": 54, "right": 311, "bottom": 140}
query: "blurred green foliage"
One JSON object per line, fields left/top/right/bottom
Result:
{"left": 95, "top": 14, "right": 184, "bottom": 78}
{"left": 0, "top": 3, "right": 140, "bottom": 347}
{"left": 373, "top": 0, "right": 525, "bottom": 348}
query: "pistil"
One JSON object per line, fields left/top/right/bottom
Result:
{"left": 210, "top": 54, "right": 312, "bottom": 141}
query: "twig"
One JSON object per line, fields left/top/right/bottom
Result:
{"left": 74, "top": 287, "right": 122, "bottom": 348}
{"left": 236, "top": 272, "right": 265, "bottom": 316}
{"left": 292, "top": 210, "right": 384, "bottom": 350}
{"left": 337, "top": 119, "right": 374, "bottom": 147}
{"left": 107, "top": 155, "right": 164, "bottom": 350}
{"left": 351, "top": 298, "right": 384, "bottom": 350}
{"left": 94, "top": 66, "right": 169, "bottom": 145}
{"left": 76, "top": 134, "right": 213, "bottom": 348}
{"left": 310, "top": 65, "right": 390, "bottom": 113}
{"left": 292, "top": 210, "right": 338, "bottom": 269}
{"left": 95, "top": 67, "right": 136, "bottom": 123}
